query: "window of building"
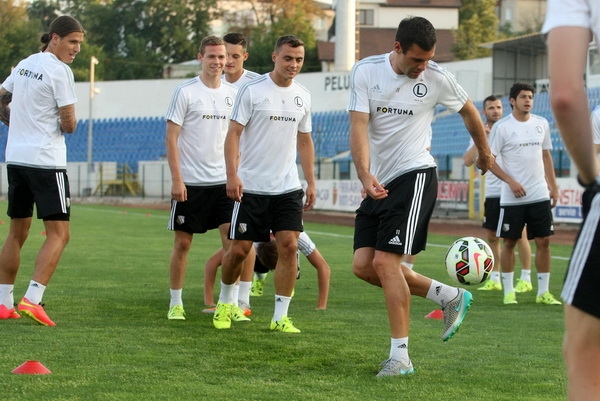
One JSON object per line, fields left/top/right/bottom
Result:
{"left": 357, "top": 9, "right": 374, "bottom": 26}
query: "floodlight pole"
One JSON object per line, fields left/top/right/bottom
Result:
{"left": 87, "top": 56, "right": 99, "bottom": 196}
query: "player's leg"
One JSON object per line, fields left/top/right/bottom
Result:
{"left": 168, "top": 230, "right": 193, "bottom": 320}
{"left": 270, "top": 229, "right": 300, "bottom": 332}
{"left": 0, "top": 217, "right": 32, "bottom": 320}
{"left": 479, "top": 197, "right": 502, "bottom": 290}
{"left": 237, "top": 245, "right": 256, "bottom": 314}
{"left": 203, "top": 248, "right": 223, "bottom": 307}
{"left": 514, "top": 226, "right": 533, "bottom": 293}
{"left": 306, "top": 248, "right": 330, "bottom": 309}
{"left": 564, "top": 306, "right": 600, "bottom": 401}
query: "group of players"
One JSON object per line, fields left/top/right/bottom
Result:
{"left": 0, "top": 3, "right": 599, "bottom": 397}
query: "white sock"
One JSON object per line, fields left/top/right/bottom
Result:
{"left": 390, "top": 337, "right": 410, "bottom": 364}
{"left": 520, "top": 269, "right": 531, "bottom": 283}
{"left": 255, "top": 272, "right": 267, "bottom": 281}
{"left": 169, "top": 289, "right": 182, "bottom": 308}
{"left": 238, "top": 281, "right": 252, "bottom": 306}
{"left": 273, "top": 294, "right": 291, "bottom": 322}
{"left": 426, "top": 280, "right": 459, "bottom": 309}
{"left": 233, "top": 284, "right": 240, "bottom": 306}
{"left": 218, "top": 282, "right": 235, "bottom": 304}
{"left": 491, "top": 271, "right": 501, "bottom": 283}
{"left": 502, "top": 272, "right": 515, "bottom": 294}
{"left": 24, "top": 280, "right": 46, "bottom": 305}
{"left": 537, "top": 272, "right": 550, "bottom": 296}
{"left": 0, "top": 284, "right": 14, "bottom": 308}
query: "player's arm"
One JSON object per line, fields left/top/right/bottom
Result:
{"left": 306, "top": 248, "right": 330, "bottom": 310}
{"left": 165, "top": 120, "right": 186, "bottom": 202}
{"left": 547, "top": 28, "right": 599, "bottom": 185}
{"left": 297, "top": 131, "right": 316, "bottom": 211}
{"left": 0, "top": 87, "right": 11, "bottom": 126}
{"left": 59, "top": 104, "right": 77, "bottom": 133}
{"left": 349, "top": 110, "right": 387, "bottom": 199}
{"left": 489, "top": 162, "right": 526, "bottom": 198}
{"left": 224, "top": 120, "right": 245, "bottom": 202}
{"left": 463, "top": 144, "right": 478, "bottom": 167}
{"left": 542, "top": 149, "right": 559, "bottom": 208}
{"left": 458, "top": 100, "right": 494, "bottom": 173}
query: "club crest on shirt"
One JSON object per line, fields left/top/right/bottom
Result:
{"left": 238, "top": 223, "right": 247, "bottom": 234}
{"left": 536, "top": 125, "right": 544, "bottom": 135}
{"left": 413, "top": 83, "right": 427, "bottom": 98}
{"left": 294, "top": 96, "right": 303, "bottom": 107}
{"left": 225, "top": 96, "right": 233, "bottom": 107}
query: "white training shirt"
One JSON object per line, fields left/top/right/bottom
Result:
{"left": 165, "top": 76, "right": 237, "bottom": 185}
{"left": 221, "top": 69, "right": 261, "bottom": 88}
{"left": 466, "top": 138, "right": 503, "bottom": 197}
{"left": 2, "top": 52, "right": 77, "bottom": 169}
{"left": 348, "top": 52, "right": 468, "bottom": 185}
{"left": 592, "top": 105, "right": 600, "bottom": 145}
{"left": 231, "top": 74, "right": 312, "bottom": 195}
{"left": 489, "top": 113, "right": 553, "bottom": 205}
{"left": 542, "top": 0, "right": 600, "bottom": 41}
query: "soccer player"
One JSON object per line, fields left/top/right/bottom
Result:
{"left": 543, "top": 2, "right": 600, "bottom": 399}
{"left": 203, "top": 231, "right": 330, "bottom": 310}
{"left": 0, "top": 16, "right": 85, "bottom": 326}
{"left": 165, "top": 36, "right": 248, "bottom": 323}
{"left": 488, "top": 82, "right": 560, "bottom": 306}
{"left": 216, "top": 35, "right": 316, "bottom": 332}
{"left": 463, "top": 95, "right": 532, "bottom": 292}
{"left": 348, "top": 16, "right": 494, "bottom": 376}
{"left": 218, "top": 32, "right": 261, "bottom": 314}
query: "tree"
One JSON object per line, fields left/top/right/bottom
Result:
{"left": 452, "top": 0, "right": 499, "bottom": 60}
{"left": 0, "top": 0, "right": 43, "bottom": 79}
{"left": 223, "top": 0, "right": 324, "bottom": 73}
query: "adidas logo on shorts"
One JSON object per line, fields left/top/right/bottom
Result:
{"left": 388, "top": 236, "right": 402, "bottom": 246}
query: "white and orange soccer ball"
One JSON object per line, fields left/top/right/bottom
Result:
{"left": 445, "top": 236, "right": 494, "bottom": 285}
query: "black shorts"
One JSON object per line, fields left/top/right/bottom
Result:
{"left": 168, "top": 185, "right": 233, "bottom": 234}
{"left": 497, "top": 200, "right": 554, "bottom": 239}
{"left": 482, "top": 197, "right": 501, "bottom": 231}
{"left": 354, "top": 167, "right": 437, "bottom": 255}
{"left": 6, "top": 165, "right": 70, "bottom": 221}
{"left": 562, "top": 185, "right": 600, "bottom": 317}
{"left": 229, "top": 190, "right": 304, "bottom": 242}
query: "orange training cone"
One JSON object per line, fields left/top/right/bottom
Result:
{"left": 12, "top": 360, "right": 52, "bottom": 374}
{"left": 425, "top": 309, "right": 444, "bottom": 319}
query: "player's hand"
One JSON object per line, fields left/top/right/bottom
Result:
{"left": 509, "top": 180, "right": 526, "bottom": 198}
{"left": 476, "top": 151, "right": 495, "bottom": 175}
{"left": 226, "top": 175, "right": 243, "bottom": 202}
{"left": 304, "top": 184, "right": 316, "bottom": 211}
{"left": 361, "top": 175, "right": 388, "bottom": 200}
{"left": 549, "top": 186, "right": 559, "bottom": 208}
{"left": 171, "top": 181, "right": 187, "bottom": 202}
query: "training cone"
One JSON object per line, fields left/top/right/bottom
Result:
{"left": 12, "top": 360, "right": 52, "bottom": 375}
{"left": 425, "top": 309, "right": 444, "bottom": 320}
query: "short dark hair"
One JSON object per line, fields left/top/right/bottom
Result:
{"left": 395, "top": 16, "right": 437, "bottom": 54}
{"left": 274, "top": 35, "right": 304, "bottom": 52}
{"left": 509, "top": 82, "right": 535, "bottom": 100}
{"left": 40, "top": 15, "right": 85, "bottom": 51}
{"left": 483, "top": 95, "right": 500, "bottom": 107}
{"left": 256, "top": 240, "right": 278, "bottom": 270}
{"left": 199, "top": 35, "right": 225, "bottom": 54}
{"left": 223, "top": 32, "right": 248, "bottom": 50}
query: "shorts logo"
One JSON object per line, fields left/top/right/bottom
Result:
{"left": 177, "top": 215, "right": 185, "bottom": 225}
{"left": 503, "top": 223, "right": 510, "bottom": 232}
{"left": 388, "top": 235, "right": 402, "bottom": 246}
{"left": 238, "top": 223, "right": 247, "bottom": 234}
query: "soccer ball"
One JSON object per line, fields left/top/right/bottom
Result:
{"left": 445, "top": 236, "right": 494, "bottom": 285}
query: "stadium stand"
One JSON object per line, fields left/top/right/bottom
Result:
{"left": 1, "top": 88, "right": 600, "bottom": 176}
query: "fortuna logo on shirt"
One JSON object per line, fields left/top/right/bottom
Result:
{"left": 202, "top": 114, "right": 226, "bottom": 120}
{"left": 376, "top": 107, "right": 414, "bottom": 116}
{"left": 269, "top": 116, "right": 297, "bottom": 122}
{"left": 17, "top": 68, "right": 43, "bottom": 81}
